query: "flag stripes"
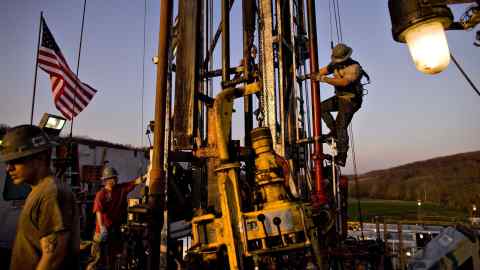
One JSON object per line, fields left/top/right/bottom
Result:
{"left": 37, "top": 16, "right": 97, "bottom": 120}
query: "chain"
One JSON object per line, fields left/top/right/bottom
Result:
{"left": 255, "top": 8, "right": 266, "bottom": 126}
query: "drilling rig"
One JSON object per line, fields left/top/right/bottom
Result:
{"left": 123, "top": 1, "right": 388, "bottom": 269}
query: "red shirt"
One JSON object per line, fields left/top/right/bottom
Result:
{"left": 93, "top": 181, "right": 136, "bottom": 233}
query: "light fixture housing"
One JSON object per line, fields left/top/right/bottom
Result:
{"left": 389, "top": 0, "right": 454, "bottom": 74}
{"left": 38, "top": 113, "right": 67, "bottom": 136}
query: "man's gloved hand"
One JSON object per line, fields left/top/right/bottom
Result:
{"left": 311, "top": 72, "right": 321, "bottom": 81}
{"left": 100, "top": 225, "right": 108, "bottom": 242}
{"left": 311, "top": 72, "right": 329, "bottom": 82}
{"left": 317, "top": 75, "right": 329, "bottom": 82}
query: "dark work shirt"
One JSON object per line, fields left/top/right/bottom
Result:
{"left": 93, "top": 181, "right": 136, "bottom": 233}
{"left": 10, "top": 176, "right": 80, "bottom": 270}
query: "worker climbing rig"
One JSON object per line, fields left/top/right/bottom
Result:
{"left": 120, "top": 1, "right": 388, "bottom": 269}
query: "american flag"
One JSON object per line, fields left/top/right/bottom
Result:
{"left": 37, "top": 16, "right": 97, "bottom": 120}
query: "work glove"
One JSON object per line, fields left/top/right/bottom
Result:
{"left": 311, "top": 73, "right": 325, "bottom": 82}
{"left": 100, "top": 225, "right": 108, "bottom": 242}
{"left": 317, "top": 75, "right": 329, "bottom": 82}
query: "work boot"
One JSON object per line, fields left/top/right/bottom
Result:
{"left": 323, "top": 153, "right": 347, "bottom": 167}
{"left": 323, "top": 154, "right": 333, "bottom": 162}
{"left": 336, "top": 152, "right": 347, "bottom": 167}
{"left": 320, "top": 132, "right": 336, "bottom": 144}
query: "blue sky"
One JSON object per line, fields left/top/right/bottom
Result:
{"left": 1, "top": 0, "right": 479, "bottom": 173}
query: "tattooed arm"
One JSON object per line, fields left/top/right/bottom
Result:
{"left": 36, "top": 231, "right": 70, "bottom": 270}
{"left": 133, "top": 174, "right": 148, "bottom": 185}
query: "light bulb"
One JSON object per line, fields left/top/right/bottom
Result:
{"left": 404, "top": 20, "right": 450, "bottom": 74}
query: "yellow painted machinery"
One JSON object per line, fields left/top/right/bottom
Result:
{"left": 190, "top": 124, "right": 319, "bottom": 269}
{"left": 120, "top": 0, "right": 389, "bottom": 269}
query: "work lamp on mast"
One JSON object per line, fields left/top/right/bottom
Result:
{"left": 389, "top": 0, "right": 454, "bottom": 74}
{"left": 38, "top": 113, "right": 66, "bottom": 136}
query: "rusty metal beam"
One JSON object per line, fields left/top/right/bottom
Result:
{"left": 306, "top": 0, "right": 327, "bottom": 206}
{"left": 202, "top": 0, "right": 235, "bottom": 71}
{"left": 243, "top": 0, "right": 256, "bottom": 188}
{"left": 259, "top": 0, "right": 279, "bottom": 150}
{"left": 205, "top": 66, "right": 244, "bottom": 78}
{"left": 149, "top": 0, "right": 173, "bottom": 268}
{"left": 173, "top": 0, "right": 202, "bottom": 149}
{"left": 221, "top": 0, "right": 231, "bottom": 83}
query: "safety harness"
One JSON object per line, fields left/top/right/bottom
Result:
{"left": 327, "top": 59, "right": 370, "bottom": 103}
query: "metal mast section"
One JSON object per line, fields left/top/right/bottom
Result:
{"left": 258, "top": 0, "right": 276, "bottom": 147}
{"left": 149, "top": 0, "right": 173, "bottom": 269}
{"left": 306, "top": 0, "right": 327, "bottom": 206}
{"left": 147, "top": 0, "right": 333, "bottom": 268}
{"left": 258, "top": 0, "right": 322, "bottom": 201}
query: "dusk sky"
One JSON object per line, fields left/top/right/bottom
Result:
{"left": 2, "top": 0, "right": 479, "bottom": 174}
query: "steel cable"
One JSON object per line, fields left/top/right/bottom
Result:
{"left": 329, "top": 0, "right": 365, "bottom": 237}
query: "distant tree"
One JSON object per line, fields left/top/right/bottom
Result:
{"left": 0, "top": 124, "right": 9, "bottom": 138}
{"left": 439, "top": 192, "right": 449, "bottom": 207}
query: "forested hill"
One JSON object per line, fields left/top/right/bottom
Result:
{"left": 350, "top": 151, "right": 480, "bottom": 210}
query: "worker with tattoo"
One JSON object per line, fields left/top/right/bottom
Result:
{"left": 1, "top": 125, "right": 80, "bottom": 270}
{"left": 86, "top": 165, "right": 147, "bottom": 270}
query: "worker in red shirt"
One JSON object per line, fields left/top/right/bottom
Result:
{"left": 86, "top": 166, "right": 147, "bottom": 270}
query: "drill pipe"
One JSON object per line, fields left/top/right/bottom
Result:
{"left": 149, "top": 0, "right": 173, "bottom": 269}
{"left": 306, "top": 0, "right": 327, "bottom": 206}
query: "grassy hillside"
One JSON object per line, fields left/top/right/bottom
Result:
{"left": 349, "top": 151, "right": 480, "bottom": 211}
{"left": 347, "top": 199, "right": 468, "bottom": 222}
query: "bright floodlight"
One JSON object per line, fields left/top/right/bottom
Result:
{"left": 45, "top": 116, "right": 66, "bottom": 130}
{"left": 404, "top": 20, "right": 450, "bottom": 74}
{"left": 38, "top": 113, "right": 67, "bottom": 136}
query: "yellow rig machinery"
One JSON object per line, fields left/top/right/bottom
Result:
{"left": 120, "top": 0, "right": 480, "bottom": 269}
{"left": 117, "top": 1, "right": 392, "bottom": 269}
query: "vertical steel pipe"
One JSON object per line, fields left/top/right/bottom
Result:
{"left": 221, "top": 0, "right": 230, "bottom": 82}
{"left": 204, "top": 0, "right": 209, "bottom": 141}
{"left": 243, "top": 0, "right": 254, "bottom": 182}
{"left": 306, "top": 0, "right": 327, "bottom": 206}
{"left": 149, "top": 0, "right": 173, "bottom": 269}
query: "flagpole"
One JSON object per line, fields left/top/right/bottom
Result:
{"left": 30, "top": 12, "right": 43, "bottom": 125}
{"left": 70, "top": 0, "right": 87, "bottom": 137}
